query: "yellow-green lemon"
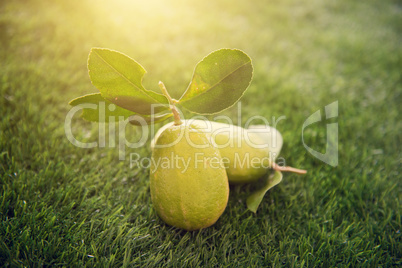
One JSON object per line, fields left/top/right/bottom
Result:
{"left": 150, "top": 122, "right": 229, "bottom": 231}
{"left": 151, "top": 120, "right": 283, "bottom": 184}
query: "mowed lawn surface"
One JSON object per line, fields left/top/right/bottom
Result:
{"left": 1, "top": 0, "right": 401, "bottom": 266}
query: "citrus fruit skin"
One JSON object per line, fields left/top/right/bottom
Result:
{"left": 150, "top": 123, "right": 229, "bottom": 231}
{"left": 214, "top": 126, "right": 270, "bottom": 184}
{"left": 151, "top": 120, "right": 283, "bottom": 184}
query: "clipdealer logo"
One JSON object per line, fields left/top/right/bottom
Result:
{"left": 64, "top": 101, "right": 339, "bottom": 167}
{"left": 302, "top": 101, "right": 338, "bottom": 167}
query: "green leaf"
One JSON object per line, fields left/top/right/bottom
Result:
{"left": 69, "top": 93, "right": 173, "bottom": 125}
{"left": 129, "top": 113, "right": 173, "bottom": 126}
{"left": 69, "top": 93, "right": 134, "bottom": 122}
{"left": 179, "top": 48, "right": 253, "bottom": 114}
{"left": 246, "top": 170, "right": 283, "bottom": 213}
{"left": 88, "top": 48, "right": 169, "bottom": 115}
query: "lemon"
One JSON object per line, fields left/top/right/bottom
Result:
{"left": 150, "top": 122, "right": 229, "bottom": 231}
{"left": 213, "top": 125, "right": 270, "bottom": 183}
{"left": 151, "top": 120, "right": 283, "bottom": 184}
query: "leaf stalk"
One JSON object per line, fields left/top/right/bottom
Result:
{"left": 159, "top": 81, "right": 182, "bottom": 125}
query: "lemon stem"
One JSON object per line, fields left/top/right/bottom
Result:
{"left": 159, "top": 81, "right": 182, "bottom": 126}
{"left": 272, "top": 162, "right": 307, "bottom": 174}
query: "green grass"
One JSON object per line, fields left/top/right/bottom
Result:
{"left": 1, "top": 0, "right": 401, "bottom": 266}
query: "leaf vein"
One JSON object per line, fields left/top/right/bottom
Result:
{"left": 182, "top": 60, "right": 251, "bottom": 103}
{"left": 92, "top": 49, "right": 161, "bottom": 104}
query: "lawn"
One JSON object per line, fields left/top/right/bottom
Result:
{"left": 1, "top": 0, "right": 401, "bottom": 266}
